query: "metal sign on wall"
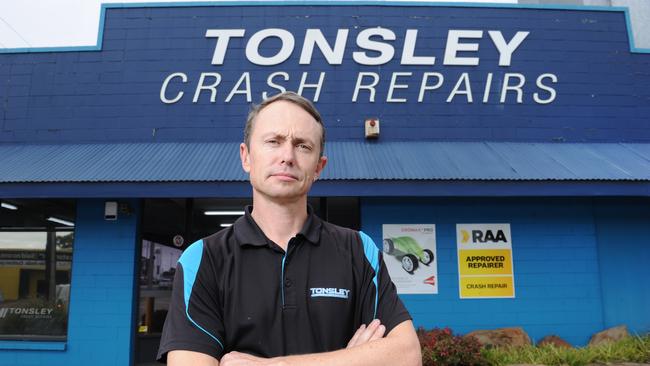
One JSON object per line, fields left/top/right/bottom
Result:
{"left": 1, "top": 4, "right": 648, "bottom": 143}
{"left": 456, "top": 223, "right": 515, "bottom": 299}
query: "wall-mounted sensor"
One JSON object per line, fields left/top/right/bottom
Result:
{"left": 365, "top": 118, "right": 380, "bottom": 139}
{"left": 105, "top": 201, "right": 118, "bottom": 221}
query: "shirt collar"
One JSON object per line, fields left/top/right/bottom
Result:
{"left": 233, "top": 205, "right": 322, "bottom": 247}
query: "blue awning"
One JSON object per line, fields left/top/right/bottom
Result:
{"left": 2, "top": 141, "right": 650, "bottom": 184}
{"left": 0, "top": 142, "right": 246, "bottom": 183}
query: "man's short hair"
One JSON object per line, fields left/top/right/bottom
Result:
{"left": 244, "top": 91, "right": 325, "bottom": 156}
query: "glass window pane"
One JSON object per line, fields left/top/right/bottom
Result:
{"left": 0, "top": 199, "right": 75, "bottom": 340}
{"left": 138, "top": 240, "right": 181, "bottom": 335}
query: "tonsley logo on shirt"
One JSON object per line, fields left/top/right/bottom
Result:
{"left": 310, "top": 287, "right": 350, "bottom": 299}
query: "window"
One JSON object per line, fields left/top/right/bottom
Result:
{"left": 0, "top": 199, "right": 75, "bottom": 341}
{"left": 138, "top": 240, "right": 182, "bottom": 335}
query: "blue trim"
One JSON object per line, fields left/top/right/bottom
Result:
{"left": 0, "top": 341, "right": 66, "bottom": 351}
{"left": 0, "top": 182, "right": 252, "bottom": 198}
{"left": 96, "top": 5, "right": 107, "bottom": 51}
{"left": 623, "top": 8, "right": 650, "bottom": 54}
{"left": 3, "top": 180, "right": 650, "bottom": 198}
{"left": 128, "top": 199, "right": 143, "bottom": 366}
{"left": 359, "top": 231, "right": 379, "bottom": 319}
{"left": 281, "top": 254, "right": 287, "bottom": 306}
{"left": 0, "top": 1, "right": 648, "bottom": 54}
{"left": 313, "top": 180, "right": 650, "bottom": 197}
{"left": 178, "top": 239, "right": 224, "bottom": 350}
{"left": 0, "top": 46, "right": 100, "bottom": 54}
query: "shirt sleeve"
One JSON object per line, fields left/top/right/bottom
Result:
{"left": 356, "top": 231, "right": 412, "bottom": 334}
{"left": 157, "top": 239, "right": 226, "bottom": 363}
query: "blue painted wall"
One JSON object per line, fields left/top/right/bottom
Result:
{"left": 360, "top": 197, "right": 649, "bottom": 345}
{"left": 0, "top": 199, "right": 140, "bottom": 366}
{"left": 594, "top": 199, "right": 650, "bottom": 335}
{"left": 1, "top": 4, "right": 650, "bottom": 144}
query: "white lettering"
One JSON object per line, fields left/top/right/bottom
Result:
{"left": 246, "top": 28, "right": 295, "bottom": 66}
{"left": 160, "top": 28, "right": 553, "bottom": 106}
{"left": 225, "top": 72, "right": 251, "bottom": 102}
{"left": 0, "top": 307, "right": 55, "bottom": 317}
{"left": 298, "top": 72, "right": 325, "bottom": 102}
{"left": 488, "top": 31, "right": 529, "bottom": 66}
{"left": 206, "top": 29, "right": 246, "bottom": 65}
{"left": 352, "top": 72, "right": 380, "bottom": 102}
{"left": 483, "top": 72, "right": 493, "bottom": 103}
{"left": 443, "top": 30, "right": 483, "bottom": 66}
{"left": 500, "top": 73, "right": 525, "bottom": 103}
{"left": 387, "top": 72, "right": 411, "bottom": 103}
{"left": 418, "top": 72, "right": 444, "bottom": 102}
{"left": 353, "top": 28, "right": 396, "bottom": 66}
{"left": 447, "top": 72, "right": 473, "bottom": 103}
{"left": 401, "top": 29, "right": 435, "bottom": 65}
{"left": 263, "top": 72, "right": 289, "bottom": 99}
{"left": 193, "top": 72, "right": 222, "bottom": 103}
{"left": 160, "top": 72, "right": 187, "bottom": 104}
{"left": 534, "top": 73, "right": 558, "bottom": 104}
{"left": 201, "top": 27, "right": 532, "bottom": 68}
{"left": 309, "top": 287, "right": 350, "bottom": 298}
{"left": 300, "top": 29, "right": 348, "bottom": 65}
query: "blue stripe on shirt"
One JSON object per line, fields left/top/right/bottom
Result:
{"left": 359, "top": 231, "right": 380, "bottom": 319}
{"left": 178, "top": 239, "right": 224, "bottom": 350}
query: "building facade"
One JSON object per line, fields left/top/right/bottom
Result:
{"left": 1, "top": 2, "right": 649, "bottom": 365}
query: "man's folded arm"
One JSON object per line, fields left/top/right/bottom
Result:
{"left": 168, "top": 319, "right": 421, "bottom": 366}
{"left": 168, "top": 350, "right": 220, "bottom": 366}
{"left": 274, "top": 319, "right": 421, "bottom": 366}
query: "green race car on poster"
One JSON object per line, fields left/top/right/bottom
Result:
{"left": 383, "top": 236, "right": 434, "bottom": 274}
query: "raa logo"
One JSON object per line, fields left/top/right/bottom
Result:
{"left": 461, "top": 229, "right": 508, "bottom": 243}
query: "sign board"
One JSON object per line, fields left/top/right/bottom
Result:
{"left": 456, "top": 223, "right": 515, "bottom": 299}
{"left": 382, "top": 224, "right": 437, "bottom": 294}
{"left": 2, "top": 5, "right": 647, "bottom": 144}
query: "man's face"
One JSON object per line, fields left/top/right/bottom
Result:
{"left": 240, "top": 100, "right": 327, "bottom": 203}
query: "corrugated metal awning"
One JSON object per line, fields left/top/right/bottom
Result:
{"left": 2, "top": 141, "right": 650, "bottom": 183}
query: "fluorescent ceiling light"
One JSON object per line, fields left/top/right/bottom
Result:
{"left": 1, "top": 202, "right": 18, "bottom": 210}
{"left": 47, "top": 217, "right": 75, "bottom": 227}
{"left": 204, "top": 210, "right": 245, "bottom": 216}
{"left": 220, "top": 223, "right": 233, "bottom": 228}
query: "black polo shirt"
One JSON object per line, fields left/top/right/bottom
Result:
{"left": 157, "top": 206, "right": 410, "bottom": 362}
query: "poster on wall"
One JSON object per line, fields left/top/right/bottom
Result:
{"left": 381, "top": 224, "right": 438, "bottom": 294}
{"left": 456, "top": 223, "right": 515, "bottom": 299}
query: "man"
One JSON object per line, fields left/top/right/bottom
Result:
{"left": 157, "top": 92, "right": 422, "bottom": 366}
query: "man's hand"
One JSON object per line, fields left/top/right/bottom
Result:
{"left": 346, "top": 319, "right": 386, "bottom": 348}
